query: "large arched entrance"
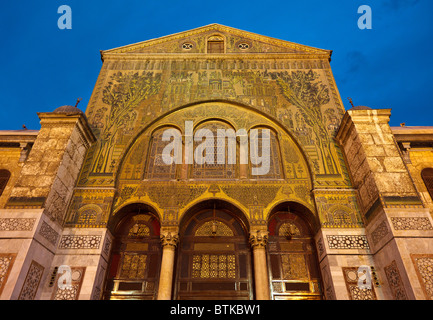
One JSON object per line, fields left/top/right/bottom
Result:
{"left": 104, "top": 204, "right": 161, "bottom": 300}
{"left": 267, "top": 202, "right": 323, "bottom": 300}
{"left": 175, "top": 200, "right": 253, "bottom": 300}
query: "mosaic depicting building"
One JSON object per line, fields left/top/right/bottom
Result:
{"left": 0, "top": 24, "right": 433, "bottom": 300}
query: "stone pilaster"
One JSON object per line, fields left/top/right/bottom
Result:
{"left": 0, "top": 107, "right": 96, "bottom": 300}
{"left": 336, "top": 107, "right": 433, "bottom": 300}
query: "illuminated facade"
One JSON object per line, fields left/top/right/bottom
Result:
{"left": 0, "top": 24, "right": 432, "bottom": 300}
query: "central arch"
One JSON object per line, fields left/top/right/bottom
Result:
{"left": 175, "top": 199, "right": 253, "bottom": 300}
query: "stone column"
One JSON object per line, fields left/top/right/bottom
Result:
{"left": 157, "top": 228, "right": 179, "bottom": 300}
{"left": 249, "top": 228, "right": 270, "bottom": 300}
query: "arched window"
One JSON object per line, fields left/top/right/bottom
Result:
{"left": 0, "top": 170, "right": 11, "bottom": 197}
{"left": 207, "top": 35, "right": 224, "bottom": 53}
{"left": 421, "top": 168, "right": 433, "bottom": 200}
{"left": 145, "top": 127, "right": 181, "bottom": 180}
{"left": 191, "top": 121, "right": 237, "bottom": 180}
{"left": 249, "top": 128, "right": 283, "bottom": 180}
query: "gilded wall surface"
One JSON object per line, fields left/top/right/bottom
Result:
{"left": 65, "top": 24, "right": 360, "bottom": 230}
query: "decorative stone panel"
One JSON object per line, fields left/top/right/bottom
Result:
{"left": 370, "top": 220, "right": 390, "bottom": 246}
{"left": 51, "top": 267, "right": 86, "bottom": 300}
{"left": 0, "top": 254, "right": 16, "bottom": 296}
{"left": 38, "top": 221, "right": 60, "bottom": 246}
{"left": 327, "top": 235, "right": 370, "bottom": 250}
{"left": 342, "top": 267, "right": 377, "bottom": 300}
{"left": 18, "top": 260, "right": 44, "bottom": 300}
{"left": 384, "top": 260, "right": 408, "bottom": 300}
{"left": 0, "top": 218, "right": 36, "bottom": 231}
{"left": 411, "top": 254, "right": 433, "bottom": 300}
{"left": 58, "top": 235, "right": 102, "bottom": 249}
{"left": 391, "top": 217, "right": 433, "bottom": 231}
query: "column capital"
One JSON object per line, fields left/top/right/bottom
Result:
{"left": 160, "top": 227, "right": 179, "bottom": 248}
{"left": 249, "top": 229, "right": 269, "bottom": 249}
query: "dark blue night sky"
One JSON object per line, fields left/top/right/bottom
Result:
{"left": 0, "top": 1, "right": 432, "bottom": 130}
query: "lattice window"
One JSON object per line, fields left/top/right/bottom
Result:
{"left": 120, "top": 253, "right": 147, "bottom": 279}
{"left": 422, "top": 168, "right": 433, "bottom": 200}
{"left": 0, "top": 170, "right": 11, "bottom": 197}
{"left": 192, "top": 254, "right": 235, "bottom": 279}
{"left": 195, "top": 221, "right": 234, "bottom": 237}
{"left": 249, "top": 129, "right": 282, "bottom": 179}
{"left": 146, "top": 128, "right": 179, "bottom": 180}
{"left": 192, "top": 122, "right": 236, "bottom": 179}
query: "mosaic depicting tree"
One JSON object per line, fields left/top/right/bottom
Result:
{"left": 93, "top": 71, "right": 161, "bottom": 173}
{"left": 275, "top": 70, "right": 338, "bottom": 175}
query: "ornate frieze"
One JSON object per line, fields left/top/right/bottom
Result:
{"left": 0, "top": 218, "right": 36, "bottom": 231}
{"left": 326, "top": 235, "right": 370, "bottom": 250}
{"left": 58, "top": 235, "right": 102, "bottom": 249}
{"left": 391, "top": 217, "right": 433, "bottom": 231}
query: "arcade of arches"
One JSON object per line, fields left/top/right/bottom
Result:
{"left": 104, "top": 200, "right": 322, "bottom": 300}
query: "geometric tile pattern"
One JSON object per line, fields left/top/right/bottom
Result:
{"left": 327, "top": 235, "right": 370, "bottom": 249}
{"left": 0, "top": 218, "right": 36, "bottom": 231}
{"left": 391, "top": 217, "right": 433, "bottom": 230}
{"left": 58, "top": 235, "right": 102, "bottom": 249}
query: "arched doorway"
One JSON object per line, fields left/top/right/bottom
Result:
{"left": 175, "top": 200, "right": 253, "bottom": 300}
{"left": 267, "top": 202, "right": 323, "bottom": 300}
{"left": 104, "top": 205, "right": 161, "bottom": 300}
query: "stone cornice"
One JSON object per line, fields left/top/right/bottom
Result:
{"left": 101, "top": 52, "right": 331, "bottom": 62}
